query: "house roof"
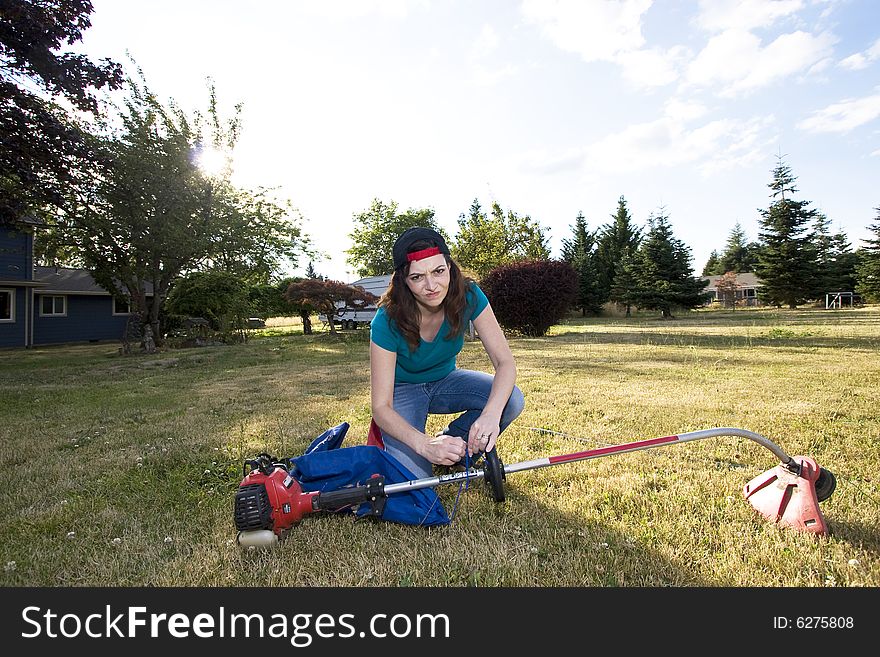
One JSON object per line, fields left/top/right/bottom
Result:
{"left": 34, "top": 267, "right": 110, "bottom": 295}
{"left": 33, "top": 267, "right": 153, "bottom": 296}
{"left": 701, "top": 272, "right": 763, "bottom": 288}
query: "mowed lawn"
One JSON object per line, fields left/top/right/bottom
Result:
{"left": 1, "top": 307, "right": 878, "bottom": 587}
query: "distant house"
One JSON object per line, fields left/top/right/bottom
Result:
{"left": 701, "top": 272, "right": 764, "bottom": 306}
{"left": 1, "top": 219, "right": 146, "bottom": 348}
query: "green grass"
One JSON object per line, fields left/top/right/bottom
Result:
{"left": 1, "top": 306, "right": 878, "bottom": 587}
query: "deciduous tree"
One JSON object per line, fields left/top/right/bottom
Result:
{"left": 715, "top": 271, "right": 739, "bottom": 308}
{"left": 1, "top": 0, "right": 122, "bottom": 223}
{"left": 481, "top": 260, "right": 577, "bottom": 336}
{"left": 452, "top": 199, "right": 550, "bottom": 278}
{"left": 204, "top": 182, "right": 310, "bottom": 285}
{"left": 165, "top": 270, "right": 251, "bottom": 341}
{"left": 346, "top": 199, "right": 445, "bottom": 277}
{"left": 58, "top": 73, "right": 309, "bottom": 351}
{"left": 284, "top": 279, "right": 377, "bottom": 335}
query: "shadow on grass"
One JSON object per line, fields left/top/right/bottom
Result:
{"left": 227, "top": 481, "right": 715, "bottom": 587}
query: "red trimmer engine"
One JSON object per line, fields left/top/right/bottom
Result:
{"left": 234, "top": 453, "right": 388, "bottom": 548}
{"left": 233, "top": 454, "right": 318, "bottom": 547}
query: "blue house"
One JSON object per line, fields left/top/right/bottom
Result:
{"left": 1, "top": 219, "right": 138, "bottom": 348}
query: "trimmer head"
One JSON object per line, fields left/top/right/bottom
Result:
{"left": 743, "top": 456, "right": 835, "bottom": 535}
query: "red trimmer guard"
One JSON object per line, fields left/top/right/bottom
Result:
{"left": 743, "top": 456, "right": 828, "bottom": 535}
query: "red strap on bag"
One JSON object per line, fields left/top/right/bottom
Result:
{"left": 366, "top": 418, "right": 385, "bottom": 450}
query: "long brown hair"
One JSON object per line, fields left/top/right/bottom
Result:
{"left": 379, "top": 242, "right": 470, "bottom": 352}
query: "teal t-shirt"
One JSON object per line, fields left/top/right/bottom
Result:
{"left": 370, "top": 282, "right": 489, "bottom": 383}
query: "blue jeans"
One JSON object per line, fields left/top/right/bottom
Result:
{"left": 381, "top": 368, "right": 525, "bottom": 478}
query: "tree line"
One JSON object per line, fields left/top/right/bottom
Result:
{"left": 345, "top": 194, "right": 710, "bottom": 321}
{"left": 700, "top": 158, "right": 878, "bottom": 308}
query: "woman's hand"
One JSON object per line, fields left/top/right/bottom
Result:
{"left": 420, "top": 434, "right": 467, "bottom": 466}
{"left": 468, "top": 415, "right": 500, "bottom": 456}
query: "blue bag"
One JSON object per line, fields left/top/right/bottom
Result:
{"left": 288, "top": 422, "right": 450, "bottom": 527}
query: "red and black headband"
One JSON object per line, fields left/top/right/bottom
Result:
{"left": 392, "top": 227, "right": 450, "bottom": 270}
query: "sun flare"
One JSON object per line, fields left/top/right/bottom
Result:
{"left": 196, "top": 146, "right": 228, "bottom": 177}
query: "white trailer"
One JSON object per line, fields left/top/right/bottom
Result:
{"left": 322, "top": 274, "right": 391, "bottom": 330}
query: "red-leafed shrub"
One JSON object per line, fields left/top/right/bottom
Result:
{"left": 481, "top": 260, "right": 578, "bottom": 336}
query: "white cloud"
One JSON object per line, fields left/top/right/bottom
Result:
{"left": 517, "top": 147, "right": 585, "bottom": 175}
{"left": 663, "top": 97, "right": 709, "bottom": 122}
{"left": 698, "top": 117, "right": 775, "bottom": 175}
{"left": 616, "top": 46, "right": 690, "bottom": 88}
{"left": 473, "top": 24, "right": 501, "bottom": 57}
{"left": 468, "top": 25, "right": 518, "bottom": 86}
{"left": 296, "top": 0, "right": 420, "bottom": 20}
{"left": 807, "top": 57, "right": 833, "bottom": 75}
{"left": 520, "top": 0, "right": 687, "bottom": 88}
{"left": 687, "top": 29, "right": 836, "bottom": 95}
{"left": 840, "top": 53, "right": 868, "bottom": 70}
{"left": 470, "top": 63, "right": 519, "bottom": 87}
{"left": 521, "top": 0, "right": 652, "bottom": 61}
{"left": 695, "top": 0, "right": 804, "bottom": 32}
{"left": 583, "top": 113, "right": 773, "bottom": 175}
{"left": 839, "top": 37, "right": 880, "bottom": 70}
{"left": 687, "top": 29, "right": 759, "bottom": 86}
{"left": 797, "top": 93, "right": 880, "bottom": 133}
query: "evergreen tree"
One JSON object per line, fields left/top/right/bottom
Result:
{"left": 719, "top": 222, "right": 759, "bottom": 273}
{"left": 754, "top": 158, "right": 819, "bottom": 308}
{"left": 811, "top": 213, "right": 833, "bottom": 298}
{"left": 609, "top": 251, "right": 639, "bottom": 317}
{"left": 626, "top": 210, "right": 709, "bottom": 318}
{"left": 812, "top": 215, "right": 859, "bottom": 295}
{"left": 561, "top": 212, "right": 602, "bottom": 315}
{"left": 702, "top": 250, "right": 722, "bottom": 276}
{"left": 827, "top": 231, "right": 860, "bottom": 293}
{"left": 595, "top": 195, "right": 641, "bottom": 309}
{"left": 856, "top": 207, "right": 880, "bottom": 302}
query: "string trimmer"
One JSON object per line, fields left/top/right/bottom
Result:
{"left": 234, "top": 426, "right": 837, "bottom": 548}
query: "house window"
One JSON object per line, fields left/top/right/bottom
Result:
{"left": 0, "top": 289, "right": 13, "bottom": 322}
{"left": 40, "top": 295, "right": 66, "bottom": 317}
{"left": 113, "top": 297, "right": 132, "bottom": 315}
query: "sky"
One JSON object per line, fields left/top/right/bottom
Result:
{"left": 75, "top": 0, "right": 880, "bottom": 282}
